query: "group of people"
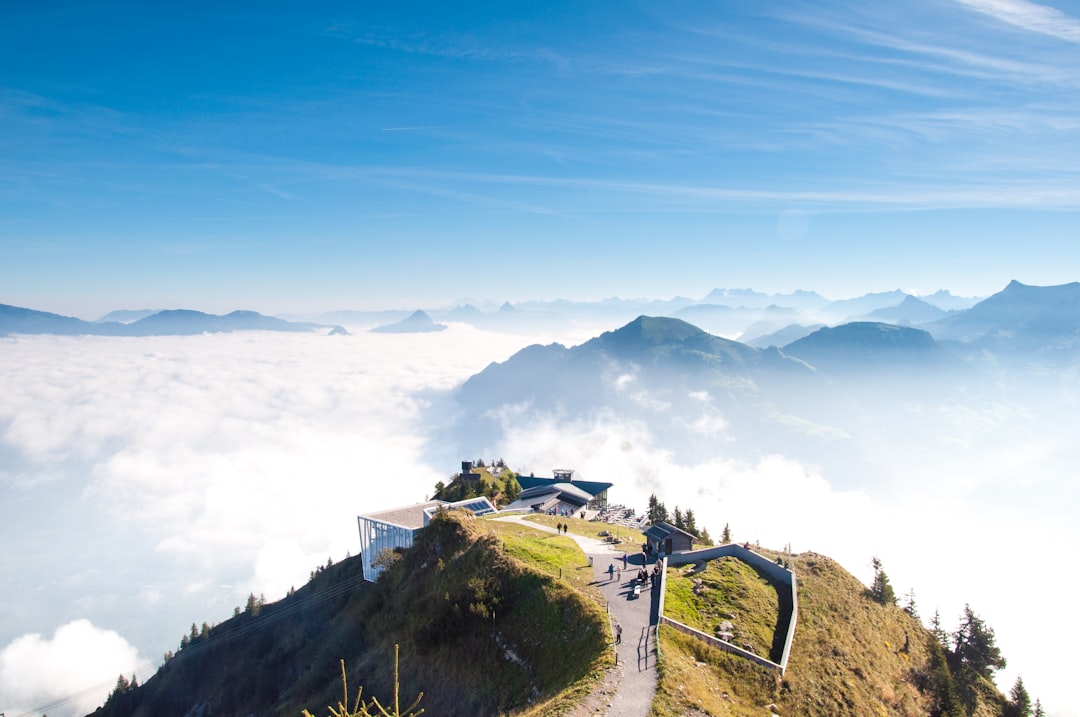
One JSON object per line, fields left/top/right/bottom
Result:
{"left": 554, "top": 521, "right": 569, "bottom": 534}
{"left": 636, "top": 563, "right": 662, "bottom": 587}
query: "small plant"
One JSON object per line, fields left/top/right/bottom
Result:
{"left": 303, "top": 645, "right": 424, "bottom": 717}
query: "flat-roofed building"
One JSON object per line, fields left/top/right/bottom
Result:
{"left": 514, "top": 470, "right": 612, "bottom": 509}
{"left": 357, "top": 497, "right": 496, "bottom": 581}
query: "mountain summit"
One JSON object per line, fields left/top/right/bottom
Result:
{"left": 370, "top": 310, "right": 447, "bottom": 333}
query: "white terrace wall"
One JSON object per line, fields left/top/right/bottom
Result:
{"left": 664, "top": 544, "right": 799, "bottom": 675}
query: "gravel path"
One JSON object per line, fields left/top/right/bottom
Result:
{"left": 495, "top": 515, "right": 659, "bottom": 717}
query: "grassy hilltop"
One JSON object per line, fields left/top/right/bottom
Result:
{"left": 654, "top": 548, "right": 1009, "bottom": 717}
{"left": 89, "top": 510, "right": 1015, "bottom": 717}
{"left": 90, "top": 510, "right": 608, "bottom": 717}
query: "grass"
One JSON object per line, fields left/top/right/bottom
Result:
{"left": 651, "top": 627, "right": 778, "bottom": 717}
{"left": 524, "top": 512, "right": 645, "bottom": 547}
{"left": 653, "top": 549, "right": 948, "bottom": 717}
{"left": 482, "top": 517, "right": 605, "bottom": 604}
{"left": 662, "top": 556, "right": 782, "bottom": 660}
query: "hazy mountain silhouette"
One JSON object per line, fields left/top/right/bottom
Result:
{"left": 782, "top": 322, "right": 952, "bottom": 374}
{"left": 95, "top": 309, "right": 158, "bottom": 323}
{"left": 370, "top": 309, "right": 447, "bottom": 333}
{"left": 929, "top": 280, "right": 1080, "bottom": 355}
{"left": 917, "top": 289, "right": 980, "bottom": 311}
{"left": 862, "top": 295, "right": 948, "bottom": 325}
{"left": 823, "top": 290, "right": 908, "bottom": 318}
{"left": 744, "top": 323, "right": 824, "bottom": 348}
{"left": 0, "top": 304, "right": 116, "bottom": 336}
{"left": 444, "top": 315, "right": 829, "bottom": 467}
{"left": 0, "top": 304, "right": 340, "bottom": 336}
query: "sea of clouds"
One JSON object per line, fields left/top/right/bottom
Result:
{"left": 0, "top": 325, "right": 1075, "bottom": 715}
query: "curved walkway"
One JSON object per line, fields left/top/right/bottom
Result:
{"left": 494, "top": 515, "right": 659, "bottom": 717}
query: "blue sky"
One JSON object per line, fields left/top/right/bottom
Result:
{"left": 4, "top": 0, "right": 1080, "bottom": 317}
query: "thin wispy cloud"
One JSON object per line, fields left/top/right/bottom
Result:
{"left": 957, "top": 0, "right": 1080, "bottom": 42}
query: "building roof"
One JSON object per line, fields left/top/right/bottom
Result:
{"left": 643, "top": 521, "right": 697, "bottom": 543}
{"left": 516, "top": 474, "right": 612, "bottom": 498}
{"left": 360, "top": 501, "right": 444, "bottom": 530}
{"left": 360, "top": 497, "right": 497, "bottom": 529}
{"left": 518, "top": 482, "right": 594, "bottom": 503}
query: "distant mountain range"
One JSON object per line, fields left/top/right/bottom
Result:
{"left": 0, "top": 305, "right": 345, "bottom": 337}
{"left": 6, "top": 281, "right": 1069, "bottom": 352}
{"left": 370, "top": 310, "right": 447, "bottom": 334}
{"left": 439, "top": 280, "right": 1079, "bottom": 480}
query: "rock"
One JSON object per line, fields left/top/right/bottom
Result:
{"left": 718, "top": 621, "right": 734, "bottom": 633}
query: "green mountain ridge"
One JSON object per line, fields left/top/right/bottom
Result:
{"left": 89, "top": 511, "right": 607, "bottom": 717}
{"left": 86, "top": 511, "right": 1022, "bottom": 717}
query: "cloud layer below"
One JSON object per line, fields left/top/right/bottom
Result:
{"left": 0, "top": 326, "right": 1075, "bottom": 714}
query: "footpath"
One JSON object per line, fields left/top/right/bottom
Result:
{"left": 494, "top": 515, "right": 659, "bottom": 717}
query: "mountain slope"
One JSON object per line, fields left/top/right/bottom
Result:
{"left": 782, "top": 322, "right": 954, "bottom": 373}
{"left": 90, "top": 511, "right": 607, "bottom": 717}
{"left": 929, "top": 280, "right": 1080, "bottom": 355}
{"left": 0, "top": 304, "right": 121, "bottom": 335}
{"left": 370, "top": 309, "right": 447, "bottom": 333}
{"left": 864, "top": 295, "right": 948, "bottom": 325}
{"left": 655, "top": 549, "right": 1007, "bottom": 717}
{"left": 0, "top": 304, "right": 339, "bottom": 336}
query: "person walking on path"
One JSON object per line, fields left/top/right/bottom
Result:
{"left": 608, "top": 562, "right": 616, "bottom": 581}
{"left": 615, "top": 623, "right": 623, "bottom": 644}
{"left": 622, "top": 552, "right": 628, "bottom": 568}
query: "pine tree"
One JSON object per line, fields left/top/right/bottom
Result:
{"left": 1033, "top": 698, "right": 1045, "bottom": 716}
{"left": 684, "top": 509, "right": 698, "bottom": 536}
{"left": 721, "top": 522, "right": 732, "bottom": 543}
{"left": 903, "top": 588, "right": 918, "bottom": 618}
{"left": 869, "top": 556, "right": 897, "bottom": 606}
{"left": 952, "top": 604, "right": 1006, "bottom": 678}
{"left": 930, "top": 609, "right": 949, "bottom": 647}
{"left": 647, "top": 494, "right": 668, "bottom": 524}
{"left": 927, "top": 637, "right": 964, "bottom": 717}
{"left": 673, "top": 506, "right": 685, "bottom": 530}
{"left": 1003, "top": 675, "right": 1032, "bottom": 717}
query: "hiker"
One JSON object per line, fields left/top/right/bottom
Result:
{"left": 608, "top": 563, "right": 615, "bottom": 580}
{"left": 556, "top": 521, "right": 562, "bottom": 534}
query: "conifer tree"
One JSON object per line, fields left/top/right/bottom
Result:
{"left": 930, "top": 609, "right": 949, "bottom": 647}
{"left": 869, "top": 556, "right": 897, "bottom": 605}
{"left": 1003, "top": 675, "right": 1032, "bottom": 717}
{"left": 673, "top": 506, "right": 684, "bottom": 530}
{"left": 721, "top": 522, "right": 732, "bottom": 543}
{"left": 1033, "top": 698, "right": 1045, "bottom": 716}
{"left": 684, "top": 509, "right": 698, "bottom": 536}
{"left": 952, "top": 604, "right": 1006, "bottom": 678}
{"left": 927, "top": 637, "right": 963, "bottom": 717}
{"left": 647, "top": 494, "right": 668, "bottom": 524}
{"left": 903, "top": 588, "right": 918, "bottom": 618}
